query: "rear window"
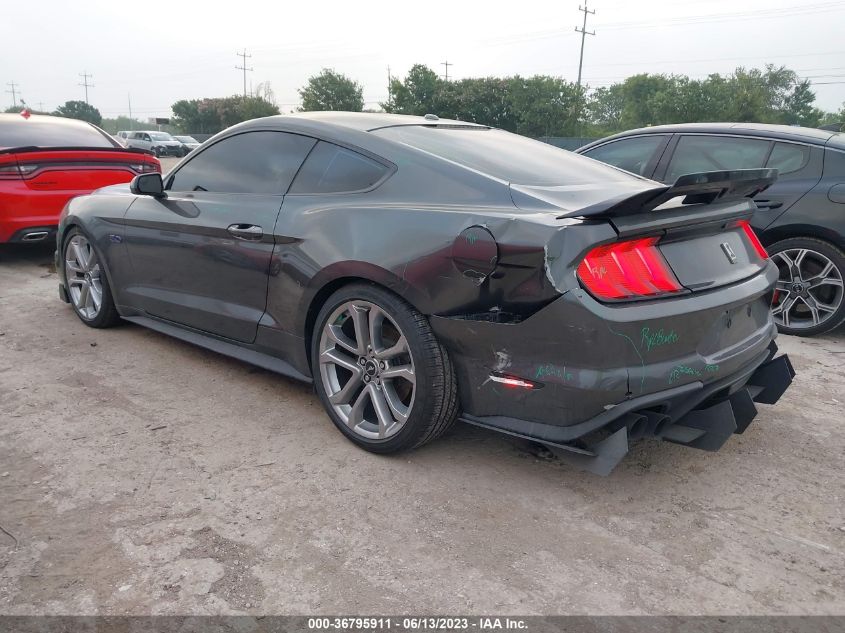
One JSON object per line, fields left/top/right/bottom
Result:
{"left": 0, "top": 115, "right": 116, "bottom": 149}
{"left": 372, "top": 125, "right": 639, "bottom": 186}
{"left": 289, "top": 141, "right": 389, "bottom": 194}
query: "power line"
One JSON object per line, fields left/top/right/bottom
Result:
{"left": 236, "top": 48, "right": 253, "bottom": 99}
{"left": 5, "top": 81, "right": 19, "bottom": 108}
{"left": 441, "top": 60, "right": 453, "bottom": 81}
{"left": 575, "top": 0, "right": 596, "bottom": 90}
{"left": 79, "top": 71, "right": 94, "bottom": 104}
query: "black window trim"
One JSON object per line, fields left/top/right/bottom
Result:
{"left": 164, "top": 128, "right": 396, "bottom": 196}
{"left": 580, "top": 133, "right": 672, "bottom": 180}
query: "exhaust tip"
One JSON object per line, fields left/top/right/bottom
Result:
{"left": 21, "top": 231, "right": 49, "bottom": 242}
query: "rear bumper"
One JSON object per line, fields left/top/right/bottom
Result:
{"left": 5, "top": 225, "right": 57, "bottom": 243}
{"left": 430, "top": 262, "right": 788, "bottom": 471}
{"left": 461, "top": 344, "right": 793, "bottom": 474}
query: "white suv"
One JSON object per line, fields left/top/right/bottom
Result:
{"left": 125, "top": 131, "right": 184, "bottom": 157}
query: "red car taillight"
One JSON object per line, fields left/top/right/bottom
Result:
{"left": 739, "top": 220, "right": 768, "bottom": 260}
{"left": 576, "top": 236, "right": 684, "bottom": 301}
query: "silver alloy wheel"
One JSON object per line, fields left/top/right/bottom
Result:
{"left": 318, "top": 300, "right": 416, "bottom": 440}
{"left": 65, "top": 234, "right": 104, "bottom": 320}
{"left": 771, "top": 248, "right": 844, "bottom": 329}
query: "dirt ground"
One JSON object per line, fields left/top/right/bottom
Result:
{"left": 0, "top": 242, "right": 843, "bottom": 616}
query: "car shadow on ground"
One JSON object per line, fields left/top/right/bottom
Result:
{"left": 0, "top": 242, "right": 56, "bottom": 269}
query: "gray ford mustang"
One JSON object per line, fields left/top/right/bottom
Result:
{"left": 55, "top": 112, "right": 794, "bottom": 474}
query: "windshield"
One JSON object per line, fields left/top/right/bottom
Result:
{"left": 150, "top": 132, "right": 175, "bottom": 141}
{"left": 372, "top": 125, "right": 640, "bottom": 186}
{"left": 175, "top": 136, "right": 198, "bottom": 143}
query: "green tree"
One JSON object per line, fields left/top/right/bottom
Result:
{"left": 170, "top": 96, "right": 279, "bottom": 134}
{"left": 299, "top": 69, "right": 364, "bottom": 112}
{"left": 384, "top": 64, "right": 443, "bottom": 115}
{"left": 781, "top": 80, "right": 824, "bottom": 127}
{"left": 383, "top": 66, "right": 584, "bottom": 136}
{"left": 584, "top": 64, "right": 827, "bottom": 134}
{"left": 53, "top": 100, "right": 102, "bottom": 125}
{"left": 507, "top": 75, "right": 582, "bottom": 137}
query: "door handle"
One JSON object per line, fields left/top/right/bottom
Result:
{"left": 754, "top": 200, "right": 783, "bottom": 210}
{"left": 227, "top": 224, "right": 264, "bottom": 240}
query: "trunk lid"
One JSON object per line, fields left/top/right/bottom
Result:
{"left": 531, "top": 169, "right": 778, "bottom": 299}
{"left": 0, "top": 146, "right": 159, "bottom": 190}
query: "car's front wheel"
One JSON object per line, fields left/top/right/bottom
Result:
{"left": 63, "top": 228, "right": 121, "bottom": 329}
{"left": 312, "top": 283, "right": 458, "bottom": 453}
{"left": 769, "top": 236, "right": 845, "bottom": 336}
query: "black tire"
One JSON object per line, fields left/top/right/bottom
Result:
{"left": 62, "top": 227, "right": 121, "bottom": 329}
{"left": 311, "top": 283, "right": 459, "bottom": 453}
{"left": 768, "top": 236, "right": 845, "bottom": 336}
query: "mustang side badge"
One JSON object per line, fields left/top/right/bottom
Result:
{"left": 721, "top": 242, "right": 738, "bottom": 264}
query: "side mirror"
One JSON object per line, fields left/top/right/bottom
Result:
{"left": 130, "top": 173, "right": 165, "bottom": 198}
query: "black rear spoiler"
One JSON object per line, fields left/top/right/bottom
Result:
{"left": 566, "top": 169, "right": 778, "bottom": 219}
{"left": 0, "top": 145, "right": 155, "bottom": 156}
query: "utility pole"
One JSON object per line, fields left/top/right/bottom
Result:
{"left": 441, "top": 60, "right": 452, "bottom": 82}
{"left": 37, "top": 101, "right": 45, "bottom": 112}
{"left": 236, "top": 49, "right": 253, "bottom": 99}
{"left": 575, "top": 1, "right": 595, "bottom": 91}
{"left": 79, "top": 71, "right": 94, "bottom": 104}
{"left": 387, "top": 65, "right": 392, "bottom": 110}
{"left": 6, "top": 81, "right": 19, "bottom": 108}
{"left": 128, "top": 93, "right": 133, "bottom": 129}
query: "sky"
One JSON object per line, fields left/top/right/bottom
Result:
{"left": 2, "top": 0, "right": 844, "bottom": 120}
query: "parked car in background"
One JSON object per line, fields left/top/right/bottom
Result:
{"left": 174, "top": 135, "right": 200, "bottom": 155}
{"left": 0, "top": 113, "right": 160, "bottom": 243}
{"left": 54, "top": 112, "right": 793, "bottom": 474}
{"left": 115, "top": 131, "right": 132, "bottom": 147}
{"left": 578, "top": 123, "right": 845, "bottom": 336}
{"left": 126, "top": 130, "right": 183, "bottom": 157}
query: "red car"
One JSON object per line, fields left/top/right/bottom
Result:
{"left": 0, "top": 112, "right": 160, "bottom": 243}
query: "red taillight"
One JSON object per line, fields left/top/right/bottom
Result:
{"left": 577, "top": 236, "right": 683, "bottom": 301}
{"left": 739, "top": 220, "right": 768, "bottom": 260}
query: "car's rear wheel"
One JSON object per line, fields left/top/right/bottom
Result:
{"left": 769, "top": 237, "right": 845, "bottom": 336}
{"left": 63, "top": 228, "right": 121, "bottom": 328}
{"left": 311, "top": 283, "right": 458, "bottom": 453}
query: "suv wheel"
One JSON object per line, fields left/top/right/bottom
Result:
{"left": 769, "top": 237, "right": 845, "bottom": 336}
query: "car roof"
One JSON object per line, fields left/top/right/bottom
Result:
{"left": 581, "top": 122, "right": 840, "bottom": 149}
{"left": 237, "top": 111, "right": 488, "bottom": 133}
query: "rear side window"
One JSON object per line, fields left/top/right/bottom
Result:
{"left": 289, "top": 141, "right": 388, "bottom": 194}
{"left": 581, "top": 135, "right": 667, "bottom": 177}
{"left": 168, "top": 131, "right": 316, "bottom": 194}
{"left": 766, "top": 142, "right": 810, "bottom": 175}
{"left": 665, "top": 135, "right": 771, "bottom": 183}
{"left": 0, "top": 116, "right": 116, "bottom": 148}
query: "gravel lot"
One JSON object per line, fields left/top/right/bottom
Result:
{"left": 0, "top": 242, "right": 843, "bottom": 616}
